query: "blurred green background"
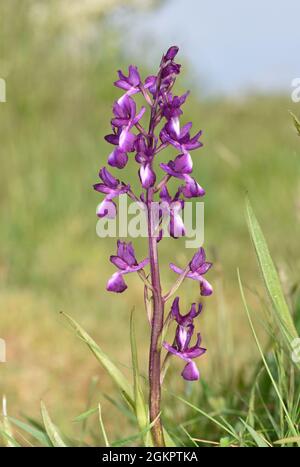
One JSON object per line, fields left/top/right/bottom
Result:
{"left": 0, "top": 0, "right": 299, "bottom": 442}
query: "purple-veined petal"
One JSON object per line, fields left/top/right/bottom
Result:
{"left": 114, "top": 79, "right": 131, "bottom": 91}
{"left": 176, "top": 324, "right": 194, "bottom": 351}
{"left": 172, "top": 152, "right": 193, "bottom": 174}
{"left": 117, "top": 241, "right": 136, "bottom": 266}
{"left": 128, "top": 65, "right": 140, "bottom": 86}
{"left": 132, "top": 106, "right": 146, "bottom": 126}
{"left": 105, "top": 133, "right": 120, "bottom": 145}
{"left": 127, "top": 257, "right": 150, "bottom": 273}
{"left": 93, "top": 183, "right": 111, "bottom": 194}
{"left": 164, "top": 46, "right": 179, "bottom": 61}
{"left": 99, "top": 167, "right": 119, "bottom": 188}
{"left": 160, "top": 163, "right": 179, "bottom": 178}
{"left": 96, "top": 199, "right": 117, "bottom": 219}
{"left": 197, "top": 262, "right": 213, "bottom": 275}
{"left": 181, "top": 361, "right": 200, "bottom": 381}
{"left": 159, "top": 186, "right": 172, "bottom": 203}
{"left": 139, "top": 164, "right": 156, "bottom": 189}
{"left": 169, "top": 117, "right": 180, "bottom": 137}
{"left": 163, "top": 341, "right": 190, "bottom": 362}
{"left": 188, "top": 302, "right": 203, "bottom": 320}
{"left": 171, "top": 297, "right": 180, "bottom": 322}
{"left": 169, "top": 263, "right": 184, "bottom": 275}
{"left": 181, "top": 177, "right": 205, "bottom": 198}
{"left": 162, "top": 341, "right": 180, "bottom": 357}
{"left": 108, "top": 148, "right": 128, "bottom": 169}
{"left": 144, "top": 75, "right": 156, "bottom": 95}
{"left": 106, "top": 272, "right": 127, "bottom": 293}
{"left": 169, "top": 210, "right": 186, "bottom": 238}
{"left": 179, "top": 122, "right": 192, "bottom": 139}
{"left": 119, "top": 128, "right": 136, "bottom": 152}
{"left": 110, "top": 255, "right": 128, "bottom": 270}
{"left": 190, "top": 247, "right": 206, "bottom": 271}
{"left": 200, "top": 278, "right": 213, "bottom": 296}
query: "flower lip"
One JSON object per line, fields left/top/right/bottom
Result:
{"left": 106, "top": 272, "right": 127, "bottom": 293}
{"left": 106, "top": 241, "right": 149, "bottom": 293}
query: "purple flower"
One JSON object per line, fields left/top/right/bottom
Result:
{"left": 94, "top": 46, "right": 214, "bottom": 419}
{"left": 145, "top": 46, "right": 181, "bottom": 99}
{"left": 160, "top": 186, "right": 185, "bottom": 238}
{"left": 107, "top": 241, "right": 149, "bottom": 293}
{"left": 171, "top": 296, "right": 202, "bottom": 327}
{"left": 94, "top": 167, "right": 129, "bottom": 218}
{"left": 162, "top": 92, "right": 189, "bottom": 120}
{"left": 179, "top": 177, "right": 206, "bottom": 198}
{"left": 160, "top": 153, "right": 205, "bottom": 198}
{"left": 163, "top": 297, "right": 206, "bottom": 381}
{"left": 160, "top": 152, "right": 193, "bottom": 177}
{"left": 114, "top": 65, "right": 141, "bottom": 102}
{"left": 170, "top": 247, "right": 213, "bottom": 296}
{"left": 111, "top": 96, "right": 145, "bottom": 129}
{"left": 160, "top": 120, "right": 203, "bottom": 153}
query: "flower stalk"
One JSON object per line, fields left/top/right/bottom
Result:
{"left": 147, "top": 187, "right": 165, "bottom": 446}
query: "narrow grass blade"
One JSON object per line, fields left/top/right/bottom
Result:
{"left": 62, "top": 312, "right": 134, "bottom": 406}
{"left": 174, "top": 394, "right": 238, "bottom": 440}
{"left": 40, "top": 401, "right": 67, "bottom": 447}
{"left": 290, "top": 111, "right": 300, "bottom": 136}
{"left": 245, "top": 198, "right": 299, "bottom": 351}
{"left": 240, "top": 420, "right": 270, "bottom": 447}
{"left": 98, "top": 403, "right": 110, "bottom": 447}
{"left": 74, "top": 407, "right": 98, "bottom": 423}
{"left": 8, "top": 417, "right": 51, "bottom": 446}
{"left": 111, "top": 413, "right": 160, "bottom": 447}
{"left": 1, "top": 396, "right": 19, "bottom": 447}
{"left": 163, "top": 427, "right": 178, "bottom": 447}
{"left": 0, "top": 427, "right": 21, "bottom": 447}
{"left": 180, "top": 425, "right": 198, "bottom": 447}
{"left": 274, "top": 436, "right": 300, "bottom": 445}
{"left": 238, "top": 270, "right": 299, "bottom": 442}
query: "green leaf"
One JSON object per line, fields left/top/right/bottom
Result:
{"left": 1, "top": 396, "right": 19, "bottom": 447}
{"left": 130, "top": 310, "right": 153, "bottom": 447}
{"left": 219, "top": 437, "right": 233, "bottom": 447}
{"left": 163, "top": 427, "right": 178, "bottom": 447}
{"left": 73, "top": 407, "right": 98, "bottom": 423}
{"left": 274, "top": 436, "right": 300, "bottom": 445}
{"left": 111, "top": 414, "right": 160, "bottom": 447}
{"left": 0, "top": 426, "right": 21, "bottom": 447}
{"left": 98, "top": 403, "right": 110, "bottom": 447}
{"left": 245, "top": 198, "right": 299, "bottom": 351}
{"left": 174, "top": 394, "right": 239, "bottom": 440}
{"left": 62, "top": 312, "right": 134, "bottom": 406}
{"left": 290, "top": 111, "right": 300, "bottom": 136}
{"left": 238, "top": 270, "right": 299, "bottom": 443}
{"left": 240, "top": 420, "right": 269, "bottom": 447}
{"left": 8, "top": 417, "right": 51, "bottom": 446}
{"left": 40, "top": 401, "right": 67, "bottom": 447}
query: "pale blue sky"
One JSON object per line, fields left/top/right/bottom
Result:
{"left": 116, "top": 0, "right": 300, "bottom": 95}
